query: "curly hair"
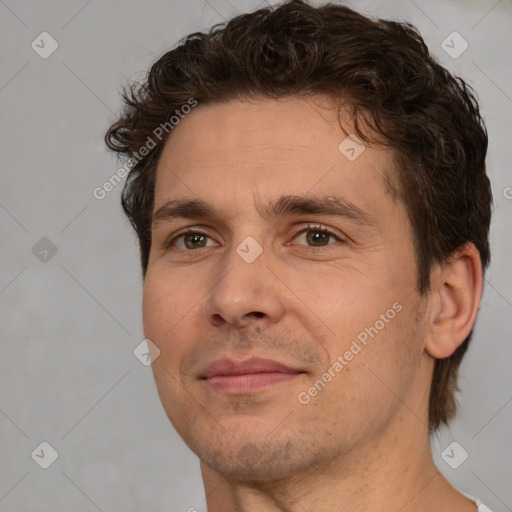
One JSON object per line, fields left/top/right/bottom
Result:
{"left": 105, "top": 0, "right": 492, "bottom": 432}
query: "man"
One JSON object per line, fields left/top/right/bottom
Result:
{"left": 105, "top": 1, "right": 493, "bottom": 510}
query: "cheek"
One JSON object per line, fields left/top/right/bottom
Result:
{"left": 142, "top": 271, "right": 192, "bottom": 353}
{"left": 287, "top": 263, "right": 389, "bottom": 341}
{"left": 142, "top": 277, "right": 166, "bottom": 339}
{"left": 301, "top": 265, "right": 415, "bottom": 380}
{"left": 142, "top": 275, "right": 197, "bottom": 413}
{"left": 306, "top": 304, "right": 421, "bottom": 434}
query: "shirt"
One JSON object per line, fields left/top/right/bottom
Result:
{"left": 463, "top": 492, "right": 493, "bottom": 511}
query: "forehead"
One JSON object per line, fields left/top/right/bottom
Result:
{"left": 153, "top": 96, "right": 397, "bottom": 218}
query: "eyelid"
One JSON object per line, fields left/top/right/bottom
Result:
{"left": 163, "top": 222, "right": 345, "bottom": 250}
{"left": 164, "top": 227, "right": 218, "bottom": 249}
{"left": 289, "top": 223, "right": 345, "bottom": 244}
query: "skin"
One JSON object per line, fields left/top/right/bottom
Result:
{"left": 142, "top": 96, "right": 483, "bottom": 512}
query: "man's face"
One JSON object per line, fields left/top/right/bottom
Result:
{"left": 143, "top": 97, "right": 431, "bottom": 480}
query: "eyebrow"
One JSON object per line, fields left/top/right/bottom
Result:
{"left": 152, "top": 195, "right": 377, "bottom": 229}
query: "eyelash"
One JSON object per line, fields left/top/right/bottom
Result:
{"left": 164, "top": 229, "right": 210, "bottom": 249}
{"left": 290, "top": 223, "right": 343, "bottom": 246}
{"left": 164, "top": 223, "right": 343, "bottom": 250}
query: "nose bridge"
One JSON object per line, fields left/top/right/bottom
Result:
{"left": 206, "top": 236, "right": 285, "bottom": 327}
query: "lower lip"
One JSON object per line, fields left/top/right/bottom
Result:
{"left": 204, "top": 372, "right": 303, "bottom": 393}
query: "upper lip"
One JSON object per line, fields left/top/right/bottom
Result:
{"left": 200, "top": 357, "right": 305, "bottom": 379}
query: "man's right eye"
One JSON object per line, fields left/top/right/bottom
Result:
{"left": 165, "top": 230, "right": 218, "bottom": 250}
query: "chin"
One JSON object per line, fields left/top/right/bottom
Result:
{"left": 194, "top": 432, "right": 330, "bottom": 482}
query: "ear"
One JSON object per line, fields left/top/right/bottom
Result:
{"left": 424, "top": 243, "right": 484, "bottom": 359}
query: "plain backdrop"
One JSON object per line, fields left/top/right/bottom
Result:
{"left": 1, "top": 0, "right": 511, "bottom": 511}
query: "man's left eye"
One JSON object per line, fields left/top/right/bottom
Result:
{"left": 292, "top": 227, "right": 341, "bottom": 247}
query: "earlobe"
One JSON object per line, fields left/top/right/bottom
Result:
{"left": 424, "top": 243, "right": 483, "bottom": 359}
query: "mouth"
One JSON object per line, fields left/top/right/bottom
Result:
{"left": 199, "top": 357, "right": 307, "bottom": 393}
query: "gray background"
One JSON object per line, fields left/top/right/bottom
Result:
{"left": 0, "top": 0, "right": 511, "bottom": 510}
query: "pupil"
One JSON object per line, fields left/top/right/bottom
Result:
{"left": 307, "top": 230, "right": 328, "bottom": 246}
{"left": 185, "top": 233, "right": 206, "bottom": 249}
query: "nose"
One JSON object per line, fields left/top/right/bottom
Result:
{"left": 206, "top": 241, "right": 286, "bottom": 329}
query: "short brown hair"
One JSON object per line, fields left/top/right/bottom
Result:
{"left": 105, "top": 0, "right": 492, "bottom": 432}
